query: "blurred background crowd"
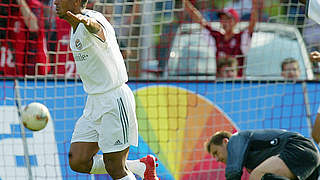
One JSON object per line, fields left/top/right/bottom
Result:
{"left": 0, "top": 0, "right": 318, "bottom": 80}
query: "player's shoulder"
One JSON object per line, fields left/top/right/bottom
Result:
{"left": 83, "top": 9, "right": 105, "bottom": 19}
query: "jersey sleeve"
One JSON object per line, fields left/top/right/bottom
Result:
{"left": 91, "top": 12, "right": 108, "bottom": 30}
{"left": 306, "top": 0, "right": 320, "bottom": 24}
{"left": 225, "top": 132, "right": 250, "bottom": 180}
{"left": 86, "top": 11, "right": 111, "bottom": 43}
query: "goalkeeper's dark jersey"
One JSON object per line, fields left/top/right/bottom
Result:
{"left": 225, "top": 129, "right": 320, "bottom": 180}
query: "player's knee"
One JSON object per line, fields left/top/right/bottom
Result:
{"left": 104, "top": 159, "right": 126, "bottom": 178}
{"left": 68, "top": 152, "right": 90, "bottom": 173}
{"left": 261, "top": 173, "right": 290, "bottom": 180}
{"left": 68, "top": 152, "right": 80, "bottom": 171}
{"left": 68, "top": 152, "right": 78, "bottom": 171}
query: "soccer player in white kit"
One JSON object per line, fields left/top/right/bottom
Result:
{"left": 53, "top": 0, "right": 159, "bottom": 179}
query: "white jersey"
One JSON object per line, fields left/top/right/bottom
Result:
{"left": 70, "top": 10, "right": 128, "bottom": 94}
{"left": 307, "top": 0, "right": 320, "bottom": 25}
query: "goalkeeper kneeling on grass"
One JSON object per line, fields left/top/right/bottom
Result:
{"left": 206, "top": 129, "right": 320, "bottom": 180}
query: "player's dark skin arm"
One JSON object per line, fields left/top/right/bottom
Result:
{"left": 312, "top": 113, "right": 320, "bottom": 144}
{"left": 65, "top": 11, "right": 106, "bottom": 41}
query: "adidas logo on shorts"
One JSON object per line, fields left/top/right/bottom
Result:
{"left": 114, "top": 140, "right": 123, "bottom": 145}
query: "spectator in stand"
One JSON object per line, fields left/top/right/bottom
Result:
{"left": 216, "top": 56, "right": 238, "bottom": 79}
{"left": 0, "top": 0, "right": 50, "bottom": 76}
{"left": 281, "top": 58, "right": 301, "bottom": 79}
{"left": 303, "top": 18, "right": 320, "bottom": 52}
{"left": 299, "top": 0, "right": 320, "bottom": 63}
{"left": 183, "top": 0, "right": 258, "bottom": 77}
{"left": 50, "top": 17, "right": 76, "bottom": 77}
{"left": 298, "top": 0, "right": 320, "bottom": 148}
{"left": 299, "top": 0, "right": 320, "bottom": 24}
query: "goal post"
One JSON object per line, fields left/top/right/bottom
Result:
{"left": 14, "top": 79, "right": 34, "bottom": 180}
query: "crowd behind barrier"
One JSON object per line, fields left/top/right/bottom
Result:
{"left": 0, "top": 0, "right": 318, "bottom": 79}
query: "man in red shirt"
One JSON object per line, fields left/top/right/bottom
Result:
{"left": 49, "top": 17, "right": 76, "bottom": 77}
{"left": 183, "top": 0, "right": 258, "bottom": 77}
{"left": 0, "top": 0, "right": 49, "bottom": 76}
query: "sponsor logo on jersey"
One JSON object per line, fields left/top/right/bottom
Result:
{"left": 74, "top": 53, "right": 89, "bottom": 62}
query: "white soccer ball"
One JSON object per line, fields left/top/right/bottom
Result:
{"left": 22, "top": 102, "right": 50, "bottom": 131}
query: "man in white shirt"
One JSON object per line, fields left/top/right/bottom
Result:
{"left": 299, "top": 0, "right": 320, "bottom": 147}
{"left": 53, "top": 0, "right": 159, "bottom": 179}
{"left": 299, "top": 0, "right": 320, "bottom": 62}
{"left": 301, "top": 0, "right": 320, "bottom": 62}
{"left": 300, "top": 0, "right": 320, "bottom": 24}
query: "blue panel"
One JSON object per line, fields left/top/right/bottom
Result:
{"left": 0, "top": 124, "right": 33, "bottom": 141}
{"left": 15, "top": 155, "right": 38, "bottom": 167}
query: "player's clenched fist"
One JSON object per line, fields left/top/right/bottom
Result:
{"left": 310, "top": 51, "right": 320, "bottom": 62}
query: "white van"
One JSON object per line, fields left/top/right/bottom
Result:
{"left": 162, "top": 22, "right": 314, "bottom": 80}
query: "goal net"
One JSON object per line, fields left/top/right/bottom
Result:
{"left": 0, "top": 0, "right": 319, "bottom": 179}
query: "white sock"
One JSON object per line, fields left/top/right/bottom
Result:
{"left": 126, "top": 159, "right": 146, "bottom": 178}
{"left": 118, "top": 171, "right": 136, "bottom": 180}
{"left": 90, "top": 154, "right": 108, "bottom": 174}
{"left": 90, "top": 155, "right": 146, "bottom": 178}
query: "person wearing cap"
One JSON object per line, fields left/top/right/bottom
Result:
{"left": 183, "top": 0, "right": 258, "bottom": 77}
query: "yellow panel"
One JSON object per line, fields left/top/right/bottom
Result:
{"left": 136, "top": 86, "right": 188, "bottom": 179}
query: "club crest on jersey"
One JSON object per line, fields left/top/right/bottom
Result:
{"left": 75, "top": 39, "right": 82, "bottom": 50}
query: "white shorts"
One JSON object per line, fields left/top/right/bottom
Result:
{"left": 71, "top": 84, "right": 138, "bottom": 153}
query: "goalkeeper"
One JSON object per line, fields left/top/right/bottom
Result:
{"left": 206, "top": 129, "right": 320, "bottom": 180}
